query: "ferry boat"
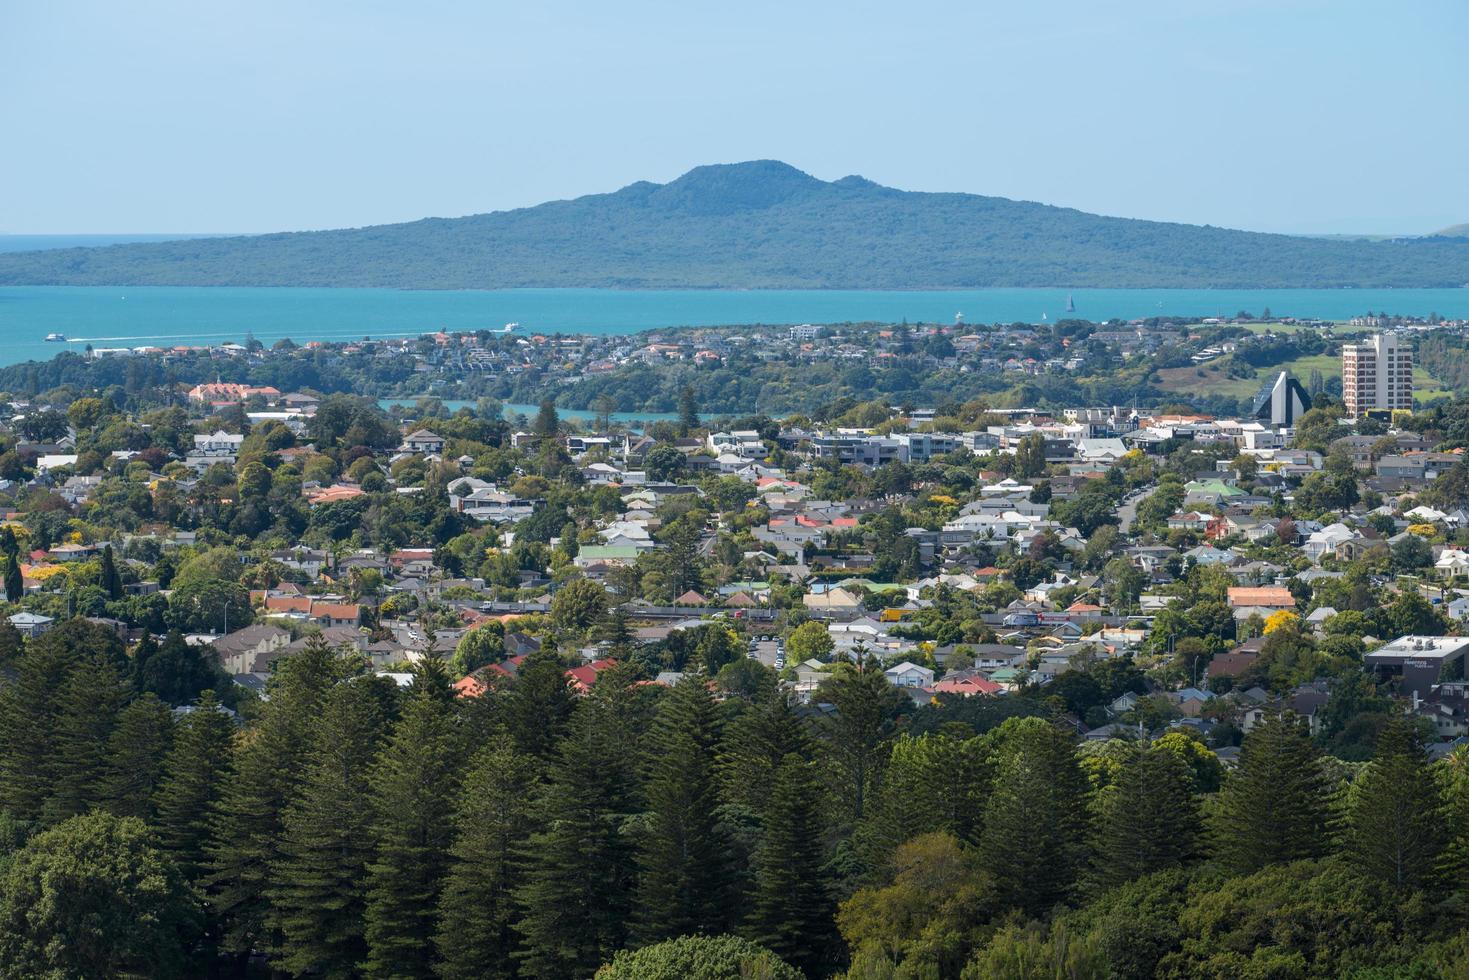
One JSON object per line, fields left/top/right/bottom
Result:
{"left": 44, "top": 332, "right": 66, "bottom": 342}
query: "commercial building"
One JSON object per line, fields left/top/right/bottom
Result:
{"left": 1365, "top": 635, "right": 1469, "bottom": 699}
{"left": 1341, "top": 333, "right": 1413, "bottom": 417}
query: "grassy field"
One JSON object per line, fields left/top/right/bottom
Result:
{"left": 1238, "top": 320, "right": 1373, "bottom": 336}
{"left": 1156, "top": 351, "right": 1455, "bottom": 407}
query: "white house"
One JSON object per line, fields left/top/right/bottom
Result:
{"left": 883, "top": 661, "right": 935, "bottom": 689}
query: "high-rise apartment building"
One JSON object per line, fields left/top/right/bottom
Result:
{"left": 1341, "top": 333, "right": 1413, "bottom": 417}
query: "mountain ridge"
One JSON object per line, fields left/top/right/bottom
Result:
{"left": 0, "top": 160, "right": 1466, "bottom": 289}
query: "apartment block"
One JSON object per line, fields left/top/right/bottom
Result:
{"left": 1341, "top": 333, "right": 1413, "bottom": 417}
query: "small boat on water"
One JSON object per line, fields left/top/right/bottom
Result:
{"left": 44, "top": 332, "right": 66, "bottom": 342}
{"left": 1066, "top": 294, "right": 1076, "bottom": 313}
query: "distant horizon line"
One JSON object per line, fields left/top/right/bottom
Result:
{"left": 0, "top": 227, "right": 1428, "bottom": 242}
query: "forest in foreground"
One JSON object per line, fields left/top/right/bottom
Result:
{"left": 0, "top": 617, "right": 1467, "bottom": 978}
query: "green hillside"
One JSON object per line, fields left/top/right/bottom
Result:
{"left": 1, "top": 161, "right": 1468, "bottom": 289}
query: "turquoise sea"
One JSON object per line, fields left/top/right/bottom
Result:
{"left": 0, "top": 284, "right": 1467, "bottom": 369}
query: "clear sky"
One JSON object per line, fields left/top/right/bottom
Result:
{"left": 2, "top": 0, "right": 1465, "bottom": 236}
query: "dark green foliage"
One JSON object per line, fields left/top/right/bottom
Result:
{"left": 1343, "top": 717, "right": 1446, "bottom": 890}
{"left": 595, "top": 934, "right": 802, "bottom": 980}
{"left": 362, "top": 660, "right": 462, "bottom": 979}
{"left": 978, "top": 719, "right": 1091, "bottom": 916}
{"left": 43, "top": 653, "right": 133, "bottom": 825}
{"left": 205, "top": 638, "right": 346, "bottom": 955}
{"left": 5, "top": 161, "right": 1468, "bottom": 289}
{"left": 271, "top": 675, "right": 396, "bottom": 978}
{"left": 135, "top": 630, "right": 232, "bottom": 707}
{"left": 0, "top": 637, "right": 80, "bottom": 821}
{"left": 516, "top": 681, "right": 640, "bottom": 980}
{"left": 1211, "top": 712, "right": 1330, "bottom": 874}
{"left": 1, "top": 556, "right": 20, "bottom": 604}
{"left": 434, "top": 736, "right": 540, "bottom": 980}
{"left": 99, "top": 543, "right": 122, "bottom": 600}
{"left": 1158, "top": 860, "right": 1433, "bottom": 978}
{"left": 0, "top": 811, "right": 201, "bottom": 979}
{"left": 744, "top": 753, "right": 838, "bottom": 978}
{"left": 1092, "top": 745, "right": 1202, "bottom": 891}
{"left": 153, "top": 692, "right": 235, "bottom": 881}
{"left": 501, "top": 648, "right": 575, "bottom": 757}
{"left": 101, "top": 693, "right": 173, "bottom": 821}
{"left": 815, "top": 657, "right": 911, "bottom": 827}
{"left": 635, "top": 674, "right": 735, "bottom": 943}
{"left": 718, "top": 693, "right": 815, "bottom": 812}
{"left": 858, "top": 732, "right": 995, "bottom": 872}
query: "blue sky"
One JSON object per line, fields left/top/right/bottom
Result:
{"left": 2, "top": 0, "right": 1465, "bottom": 235}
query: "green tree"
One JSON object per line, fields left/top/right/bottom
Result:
{"left": 785, "top": 619, "right": 834, "bottom": 663}
{"left": 1014, "top": 432, "right": 1047, "bottom": 479}
{"left": 206, "top": 638, "right": 347, "bottom": 956}
{"left": 1211, "top": 712, "right": 1330, "bottom": 873}
{"left": 717, "top": 693, "right": 815, "bottom": 815}
{"left": 636, "top": 674, "right": 734, "bottom": 943}
{"left": 1, "top": 555, "right": 21, "bottom": 603}
{"left": 0, "top": 811, "right": 201, "bottom": 979}
{"left": 0, "top": 636, "right": 79, "bottom": 821}
{"left": 102, "top": 693, "right": 173, "bottom": 821}
{"left": 516, "top": 681, "right": 640, "bottom": 980}
{"left": 43, "top": 653, "right": 133, "bottom": 825}
{"left": 978, "top": 719, "right": 1090, "bottom": 916}
{"left": 502, "top": 648, "right": 575, "bottom": 758}
{"left": 167, "top": 577, "right": 253, "bottom": 634}
{"left": 1092, "top": 745, "right": 1201, "bottom": 890}
{"left": 595, "top": 935, "right": 802, "bottom": 980}
{"left": 551, "top": 576, "right": 609, "bottom": 632}
{"left": 1343, "top": 716, "right": 1446, "bottom": 889}
{"left": 451, "top": 622, "right": 505, "bottom": 676}
{"left": 532, "top": 398, "right": 560, "bottom": 438}
{"left": 236, "top": 459, "right": 272, "bottom": 502}
{"left": 271, "top": 674, "right": 396, "bottom": 979}
{"left": 743, "top": 753, "right": 837, "bottom": 979}
{"left": 645, "top": 443, "right": 687, "bottom": 482}
{"left": 434, "top": 736, "right": 541, "bottom": 980}
{"left": 362, "top": 659, "right": 462, "bottom": 980}
{"left": 136, "top": 630, "right": 229, "bottom": 707}
{"left": 154, "top": 692, "right": 236, "bottom": 881}
{"left": 652, "top": 517, "right": 705, "bottom": 596}
{"left": 858, "top": 732, "right": 995, "bottom": 870}
{"left": 678, "top": 385, "right": 700, "bottom": 435}
{"left": 838, "top": 832, "right": 993, "bottom": 978}
{"left": 816, "top": 657, "right": 911, "bottom": 827}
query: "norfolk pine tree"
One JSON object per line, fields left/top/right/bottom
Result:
{"left": 154, "top": 691, "right": 235, "bottom": 881}
{"left": 434, "top": 735, "right": 540, "bottom": 980}
{"left": 1092, "top": 744, "right": 1201, "bottom": 891}
{"left": 634, "top": 672, "right": 735, "bottom": 944}
{"left": 744, "top": 752, "right": 838, "bottom": 979}
{"left": 0, "top": 637, "right": 78, "bottom": 821}
{"left": 1344, "top": 716, "right": 1446, "bottom": 889}
{"left": 43, "top": 652, "right": 133, "bottom": 824}
{"left": 1211, "top": 711, "right": 1330, "bottom": 874}
{"left": 515, "top": 678, "right": 640, "bottom": 980}
{"left": 102, "top": 692, "right": 174, "bottom": 821}
{"left": 977, "top": 719, "right": 1090, "bottom": 916}
{"left": 271, "top": 675, "right": 397, "bottom": 978}
{"left": 361, "top": 657, "right": 462, "bottom": 979}
{"left": 205, "top": 637, "right": 346, "bottom": 955}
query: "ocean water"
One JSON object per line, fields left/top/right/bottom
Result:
{"left": 0, "top": 284, "right": 1466, "bottom": 369}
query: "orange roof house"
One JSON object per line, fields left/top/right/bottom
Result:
{"left": 1226, "top": 586, "right": 1295, "bottom": 609}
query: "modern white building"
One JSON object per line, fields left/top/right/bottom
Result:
{"left": 1342, "top": 333, "right": 1413, "bottom": 417}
